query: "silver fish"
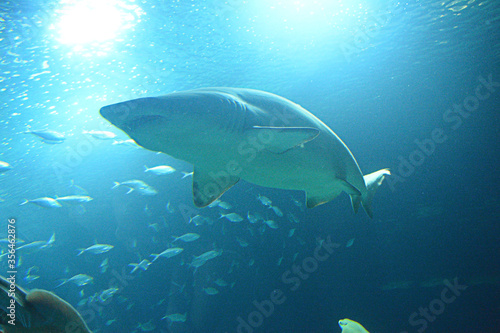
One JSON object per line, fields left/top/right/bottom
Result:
{"left": 82, "top": 130, "right": 116, "bottom": 140}
{"left": 150, "top": 247, "right": 183, "bottom": 262}
{"left": 56, "top": 274, "right": 93, "bottom": 288}
{"left": 129, "top": 259, "right": 151, "bottom": 273}
{"left": 219, "top": 212, "right": 243, "bottom": 222}
{"left": 20, "top": 197, "right": 61, "bottom": 208}
{"left": 56, "top": 195, "right": 93, "bottom": 204}
{"left": 144, "top": 165, "right": 175, "bottom": 175}
{"left": 172, "top": 233, "right": 200, "bottom": 243}
{"left": 0, "top": 161, "right": 12, "bottom": 173}
{"left": 25, "top": 129, "right": 65, "bottom": 144}
{"left": 77, "top": 244, "right": 114, "bottom": 256}
{"left": 162, "top": 312, "right": 187, "bottom": 322}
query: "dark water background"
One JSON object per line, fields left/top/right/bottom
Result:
{"left": 1, "top": 0, "right": 499, "bottom": 332}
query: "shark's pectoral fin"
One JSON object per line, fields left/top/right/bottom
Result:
{"left": 306, "top": 180, "right": 361, "bottom": 208}
{"left": 192, "top": 166, "right": 239, "bottom": 207}
{"left": 251, "top": 126, "right": 320, "bottom": 154}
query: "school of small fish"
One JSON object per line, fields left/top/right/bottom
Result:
{"left": 1, "top": 131, "right": 363, "bottom": 331}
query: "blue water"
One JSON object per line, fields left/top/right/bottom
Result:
{"left": 1, "top": 0, "right": 499, "bottom": 332}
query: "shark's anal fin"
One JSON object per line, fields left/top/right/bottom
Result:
{"left": 193, "top": 166, "right": 239, "bottom": 207}
{"left": 250, "top": 126, "right": 320, "bottom": 154}
{"left": 306, "top": 179, "right": 361, "bottom": 209}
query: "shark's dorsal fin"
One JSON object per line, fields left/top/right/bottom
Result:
{"left": 192, "top": 166, "right": 239, "bottom": 207}
{"left": 250, "top": 126, "right": 320, "bottom": 154}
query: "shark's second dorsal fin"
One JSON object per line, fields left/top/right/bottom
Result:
{"left": 250, "top": 126, "right": 320, "bottom": 154}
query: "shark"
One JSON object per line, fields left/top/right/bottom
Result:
{"left": 0, "top": 275, "right": 92, "bottom": 332}
{"left": 100, "top": 87, "right": 390, "bottom": 217}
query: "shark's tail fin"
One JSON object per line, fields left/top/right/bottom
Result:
{"left": 350, "top": 168, "right": 391, "bottom": 218}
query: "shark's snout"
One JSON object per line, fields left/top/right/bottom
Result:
{"left": 100, "top": 104, "right": 130, "bottom": 124}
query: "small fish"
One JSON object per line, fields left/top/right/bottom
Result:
{"left": 236, "top": 236, "right": 249, "bottom": 247}
{"left": 129, "top": 259, "right": 151, "bottom": 273}
{"left": 135, "top": 186, "right": 158, "bottom": 196}
{"left": 214, "top": 278, "right": 228, "bottom": 287}
{"left": 189, "top": 257, "right": 208, "bottom": 269}
{"left": 77, "top": 298, "right": 88, "bottom": 307}
{"left": 228, "top": 260, "right": 238, "bottom": 274}
{"left": 271, "top": 205, "right": 283, "bottom": 217}
{"left": 77, "top": 244, "right": 114, "bottom": 256}
{"left": 346, "top": 238, "right": 355, "bottom": 248}
{"left": 150, "top": 247, "right": 183, "bottom": 262}
{"left": 144, "top": 165, "right": 175, "bottom": 175}
{"left": 288, "top": 229, "right": 296, "bottom": 237}
{"left": 148, "top": 222, "right": 160, "bottom": 232}
{"left": 287, "top": 213, "right": 300, "bottom": 224}
{"left": 25, "top": 129, "right": 65, "bottom": 144}
{"left": 99, "top": 287, "right": 119, "bottom": 302}
{"left": 247, "top": 212, "right": 260, "bottom": 224}
{"left": 69, "top": 180, "right": 89, "bottom": 195}
{"left": 56, "top": 195, "right": 93, "bottom": 204}
{"left": 112, "top": 180, "right": 157, "bottom": 195}
{"left": 219, "top": 212, "right": 243, "bottom": 223}
{"left": 56, "top": 274, "right": 93, "bottom": 288}
{"left": 172, "top": 233, "right": 200, "bottom": 243}
{"left": 100, "top": 258, "right": 109, "bottom": 273}
{"left": 189, "top": 215, "right": 213, "bottom": 226}
{"left": 203, "top": 287, "right": 219, "bottom": 295}
{"left": 257, "top": 194, "right": 272, "bottom": 207}
{"left": 112, "top": 139, "right": 139, "bottom": 147}
{"left": 218, "top": 201, "right": 232, "bottom": 210}
{"left": 181, "top": 171, "right": 193, "bottom": 178}
{"left": 82, "top": 130, "right": 117, "bottom": 140}
{"left": 166, "top": 201, "right": 176, "bottom": 213}
{"left": 277, "top": 256, "right": 283, "bottom": 266}
{"left": 24, "top": 266, "right": 40, "bottom": 283}
{"left": 106, "top": 319, "right": 117, "bottom": 326}
{"left": 264, "top": 219, "right": 279, "bottom": 229}
{"left": 208, "top": 200, "right": 221, "bottom": 208}
{"left": 190, "top": 249, "right": 221, "bottom": 268}
{"left": 0, "top": 161, "right": 12, "bottom": 173}
{"left": 196, "top": 249, "right": 222, "bottom": 262}
{"left": 15, "top": 241, "right": 48, "bottom": 253}
{"left": 46, "top": 233, "right": 56, "bottom": 248}
{"left": 20, "top": 197, "right": 61, "bottom": 208}
{"left": 112, "top": 179, "right": 149, "bottom": 192}
{"left": 136, "top": 319, "right": 156, "bottom": 331}
{"left": 162, "top": 312, "right": 187, "bottom": 322}
{"left": 291, "top": 196, "right": 303, "bottom": 208}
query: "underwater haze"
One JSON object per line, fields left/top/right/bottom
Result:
{"left": 1, "top": 0, "right": 499, "bottom": 332}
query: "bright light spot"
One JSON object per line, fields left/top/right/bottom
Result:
{"left": 253, "top": 0, "right": 371, "bottom": 38}
{"left": 55, "top": 0, "right": 141, "bottom": 46}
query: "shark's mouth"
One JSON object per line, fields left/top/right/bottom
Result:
{"left": 124, "top": 115, "right": 165, "bottom": 131}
